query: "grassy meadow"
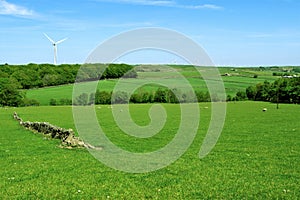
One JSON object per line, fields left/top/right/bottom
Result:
{"left": 26, "top": 66, "right": 279, "bottom": 105}
{"left": 1, "top": 102, "right": 299, "bottom": 199}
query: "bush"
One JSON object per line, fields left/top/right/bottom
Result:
{"left": 74, "top": 93, "right": 89, "bottom": 106}
{"left": 21, "top": 98, "right": 40, "bottom": 106}
{"left": 154, "top": 88, "right": 168, "bottom": 103}
{"left": 111, "top": 91, "right": 129, "bottom": 104}
{"left": 226, "top": 95, "right": 233, "bottom": 102}
{"left": 60, "top": 98, "right": 72, "bottom": 105}
{"left": 95, "top": 90, "right": 112, "bottom": 104}
{"left": 234, "top": 91, "right": 247, "bottom": 101}
{"left": 50, "top": 99, "right": 57, "bottom": 106}
{"left": 0, "top": 80, "right": 24, "bottom": 107}
{"left": 196, "top": 91, "right": 211, "bottom": 102}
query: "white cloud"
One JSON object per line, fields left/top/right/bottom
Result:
{"left": 0, "top": 0, "right": 33, "bottom": 16}
{"left": 187, "top": 4, "right": 223, "bottom": 10}
{"left": 93, "top": 0, "right": 223, "bottom": 10}
{"left": 122, "top": 0, "right": 174, "bottom": 6}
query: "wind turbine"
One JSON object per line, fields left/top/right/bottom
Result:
{"left": 44, "top": 33, "right": 67, "bottom": 65}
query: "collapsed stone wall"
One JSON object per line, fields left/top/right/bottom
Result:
{"left": 13, "top": 112, "right": 100, "bottom": 149}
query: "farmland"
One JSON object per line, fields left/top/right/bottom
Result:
{"left": 0, "top": 102, "right": 299, "bottom": 199}
{"left": 26, "top": 66, "right": 281, "bottom": 105}
{"left": 1, "top": 65, "right": 299, "bottom": 199}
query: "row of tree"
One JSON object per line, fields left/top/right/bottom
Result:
{"left": 245, "top": 77, "right": 300, "bottom": 104}
{"left": 52, "top": 88, "right": 217, "bottom": 106}
{"left": 0, "top": 63, "right": 137, "bottom": 89}
{"left": 0, "top": 63, "right": 137, "bottom": 106}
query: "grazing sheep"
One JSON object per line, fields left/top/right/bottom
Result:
{"left": 262, "top": 108, "right": 267, "bottom": 112}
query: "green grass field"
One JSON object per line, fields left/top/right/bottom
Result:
{"left": 26, "top": 66, "right": 279, "bottom": 105}
{"left": 1, "top": 102, "right": 299, "bottom": 199}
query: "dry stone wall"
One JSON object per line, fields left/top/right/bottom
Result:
{"left": 13, "top": 112, "right": 100, "bottom": 149}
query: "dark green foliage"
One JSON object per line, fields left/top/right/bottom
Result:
{"left": 246, "top": 85, "right": 256, "bottom": 100}
{"left": 0, "top": 63, "right": 136, "bottom": 90}
{"left": 111, "top": 91, "right": 129, "bottom": 104}
{"left": 226, "top": 94, "right": 233, "bottom": 102}
{"left": 103, "top": 64, "right": 137, "bottom": 79}
{"left": 246, "top": 77, "right": 300, "bottom": 104}
{"left": 154, "top": 88, "right": 169, "bottom": 103}
{"left": 50, "top": 98, "right": 57, "bottom": 106}
{"left": 60, "top": 98, "right": 72, "bottom": 105}
{"left": 75, "top": 88, "right": 216, "bottom": 105}
{"left": 0, "top": 80, "right": 24, "bottom": 107}
{"left": 0, "top": 77, "right": 40, "bottom": 107}
{"left": 74, "top": 93, "right": 89, "bottom": 106}
{"left": 130, "top": 89, "right": 154, "bottom": 103}
{"left": 0, "top": 63, "right": 137, "bottom": 107}
{"left": 233, "top": 91, "right": 247, "bottom": 101}
{"left": 49, "top": 98, "right": 72, "bottom": 106}
{"left": 195, "top": 91, "right": 211, "bottom": 102}
{"left": 89, "top": 93, "right": 95, "bottom": 105}
{"left": 293, "top": 67, "right": 300, "bottom": 73}
{"left": 21, "top": 98, "right": 40, "bottom": 106}
{"left": 95, "top": 90, "right": 112, "bottom": 104}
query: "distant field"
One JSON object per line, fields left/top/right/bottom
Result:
{"left": 0, "top": 102, "right": 299, "bottom": 198}
{"left": 26, "top": 66, "right": 279, "bottom": 105}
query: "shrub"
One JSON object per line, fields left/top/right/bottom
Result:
{"left": 50, "top": 99, "right": 57, "bottom": 106}
{"left": 111, "top": 91, "right": 129, "bottom": 104}
{"left": 154, "top": 88, "right": 168, "bottom": 103}
{"left": 95, "top": 90, "right": 112, "bottom": 104}
{"left": 234, "top": 91, "right": 247, "bottom": 101}
{"left": 21, "top": 98, "right": 40, "bottom": 106}
{"left": 74, "top": 93, "right": 89, "bottom": 106}
{"left": 226, "top": 94, "right": 232, "bottom": 102}
{"left": 60, "top": 98, "right": 72, "bottom": 105}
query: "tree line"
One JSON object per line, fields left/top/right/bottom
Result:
{"left": 52, "top": 77, "right": 300, "bottom": 106}
{"left": 51, "top": 88, "right": 215, "bottom": 106}
{"left": 0, "top": 63, "right": 137, "bottom": 89}
{"left": 245, "top": 77, "right": 300, "bottom": 104}
{"left": 0, "top": 63, "right": 137, "bottom": 107}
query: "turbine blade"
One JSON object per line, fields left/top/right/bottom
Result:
{"left": 56, "top": 37, "right": 68, "bottom": 45}
{"left": 44, "top": 33, "right": 55, "bottom": 44}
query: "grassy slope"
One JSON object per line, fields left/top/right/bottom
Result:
{"left": 0, "top": 102, "right": 299, "bottom": 199}
{"left": 26, "top": 66, "right": 279, "bottom": 106}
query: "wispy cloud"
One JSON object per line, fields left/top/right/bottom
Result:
{"left": 93, "top": 0, "right": 223, "bottom": 10}
{"left": 186, "top": 4, "right": 223, "bottom": 10}
{"left": 120, "top": 0, "right": 174, "bottom": 6}
{"left": 0, "top": 0, "right": 34, "bottom": 17}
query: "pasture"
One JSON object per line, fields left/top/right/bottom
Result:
{"left": 26, "top": 66, "right": 279, "bottom": 105}
{"left": 1, "top": 102, "right": 299, "bottom": 199}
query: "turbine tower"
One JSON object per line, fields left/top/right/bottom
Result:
{"left": 44, "top": 33, "right": 67, "bottom": 65}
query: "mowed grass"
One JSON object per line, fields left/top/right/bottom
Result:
{"left": 0, "top": 102, "right": 299, "bottom": 199}
{"left": 26, "top": 66, "right": 279, "bottom": 105}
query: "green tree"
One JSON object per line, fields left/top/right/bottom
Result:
{"left": 0, "top": 79, "right": 24, "bottom": 107}
{"left": 111, "top": 91, "right": 129, "bottom": 104}
{"left": 95, "top": 90, "right": 112, "bottom": 104}
{"left": 75, "top": 93, "right": 89, "bottom": 106}
{"left": 154, "top": 88, "right": 168, "bottom": 103}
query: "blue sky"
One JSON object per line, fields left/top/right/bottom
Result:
{"left": 0, "top": 0, "right": 300, "bottom": 66}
